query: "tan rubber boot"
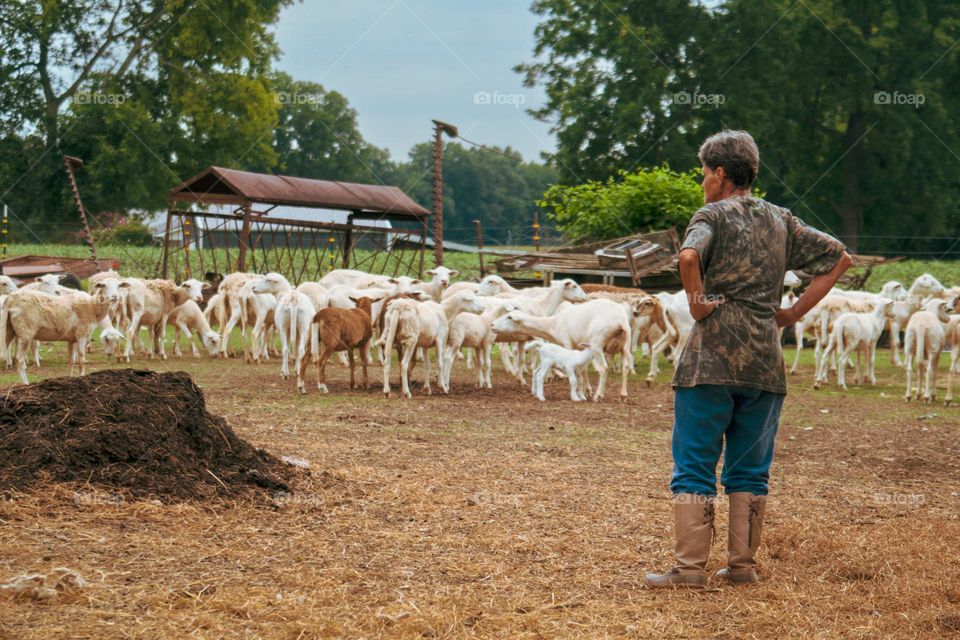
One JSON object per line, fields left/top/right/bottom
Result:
{"left": 644, "top": 494, "right": 715, "bottom": 589}
{"left": 715, "top": 492, "right": 767, "bottom": 585}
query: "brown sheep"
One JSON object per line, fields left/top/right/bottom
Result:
{"left": 298, "top": 296, "right": 381, "bottom": 395}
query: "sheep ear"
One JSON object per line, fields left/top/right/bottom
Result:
{"left": 119, "top": 282, "right": 131, "bottom": 288}
{"left": 201, "top": 283, "right": 212, "bottom": 291}
{"left": 348, "top": 296, "right": 359, "bottom": 305}
{"left": 448, "top": 270, "right": 459, "bottom": 277}
{"left": 388, "top": 278, "right": 399, "bottom": 284}
{"left": 425, "top": 269, "right": 436, "bottom": 276}
{"left": 411, "top": 279, "right": 422, "bottom": 285}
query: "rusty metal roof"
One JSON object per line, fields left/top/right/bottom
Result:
{"left": 169, "top": 166, "right": 430, "bottom": 219}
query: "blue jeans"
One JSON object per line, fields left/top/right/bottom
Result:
{"left": 670, "top": 385, "right": 785, "bottom": 496}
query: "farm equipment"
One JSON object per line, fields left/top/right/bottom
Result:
{"left": 0, "top": 156, "right": 118, "bottom": 285}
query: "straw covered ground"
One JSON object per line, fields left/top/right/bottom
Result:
{"left": 1, "top": 346, "right": 959, "bottom": 639}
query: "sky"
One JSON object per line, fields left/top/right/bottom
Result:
{"left": 273, "top": 0, "right": 555, "bottom": 163}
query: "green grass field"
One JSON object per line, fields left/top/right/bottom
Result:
{"left": 4, "top": 243, "right": 960, "bottom": 288}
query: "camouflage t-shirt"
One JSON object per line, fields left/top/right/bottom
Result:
{"left": 672, "top": 195, "right": 845, "bottom": 394}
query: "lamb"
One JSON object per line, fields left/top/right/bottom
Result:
{"left": 814, "top": 299, "right": 895, "bottom": 390}
{"left": 298, "top": 296, "right": 381, "bottom": 394}
{"left": 170, "top": 300, "right": 222, "bottom": 358}
{"left": 0, "top": 276, "right": 18, "bottom": 294}
{"left": 318, "top": 269, "right": 421, "bottom": 293}
{"left": 216, "top": 272, "right": 260, "bottom": 357}
{"left": 652, "top": 291, "right": 695, "bottom": 368}
{"left": 526, "top": 339, "right": 595, "bottom": 402}
{"left": 414, "top": 266, "right": 458, "bottom": 302}
{"left": 251, "top": 273, "right": 319, "bottom": 378}
{"left": 120, "top": 278, "right": 206, "bottom": 361}
{"left": 945, "top": 314, "right": 960, "bottom": 407}
{"left": 491, "top": 298, "right": 632, "bottom": 402}
{"left": 904, "top": 298, "right": 952, "bottom": 404}
{"left": 442, "top": 298, "right": 520, "bottom": 389}
{"left": 4, "top": 279, "right": 120, "bottom": 384}
{"left": 586, "top": 290, "right": 673, "bottom": 383}
{"left": 377, "top": 291, "right": 485, "bottom": 398}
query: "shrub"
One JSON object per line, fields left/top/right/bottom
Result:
{"left": 539, "top": 166, "right": 703, "bottom": 241}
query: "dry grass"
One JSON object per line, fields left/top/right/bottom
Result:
{"left": 1, "top": 346, "right": 959, "bottom": 638}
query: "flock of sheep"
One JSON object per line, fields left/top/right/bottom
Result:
{"left": 0, "top": 267, "right": 958, "bottom": 405}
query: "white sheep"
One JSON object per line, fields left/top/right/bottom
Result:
{"left": 491, "top": 298, "right": 632, "bottom": 402}
{"left": 945, "top": 314, "right": 960, "bottom": 407}
{"left": 904, "top": 298, "right": 952, "bottom": 404}
{"left": 378, "top": 291, "right": 484, "bottom": 398}
{"left": 120, "top": 278, "right": 205, "bottom": 361}
{"left": 170, "top": 300, "right": 222, "bottom": 358}
{"left": 4, "top": 279, "right": 120, "bottom": 384}
{"left": 414, "top": 266, "right": 458, "bottom": 302}
{"left": 815, "top": 298, "right": 894, "bottom": 390}
{"left": 252, "top": 272, "right": 319, "bottom": 378}
{"left": 526, "top": 339, "right": 595, "bottom": 401}
{"left": 442, "top": 298, "right": 520, "bottom": 389}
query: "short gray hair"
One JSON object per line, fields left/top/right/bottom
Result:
{"left": 698, "top": 130, "right": 760, "bottom": 189}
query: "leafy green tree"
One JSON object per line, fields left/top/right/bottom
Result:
{"left": 539, "top": 166, "right": 703, "bottom": 241}
{"left": 520, "top": 0, "right": 960, "bottom": 253}
{"left": 271, "top": 72, "right": 396, "bottom": 184}
{"left": 396, "top": 142, "right": 559, "bottom": 245}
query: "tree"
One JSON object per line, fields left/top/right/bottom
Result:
{"left": 396, "top": 142, "right": 559, "bottom": 245}
{"left": 539, "top": 166, "right": 703, "bottom": 241}
{"left": 271, "top": 72, "right": 396, "bottom": 184}
{"left": 516, "top": 0, "right": 709, "bottom": 183}
{"left": 520, "top": 0, "right": 960, "bottom": 253}
{"left": 0, "top": 0, "right": 291, "bottom": 230}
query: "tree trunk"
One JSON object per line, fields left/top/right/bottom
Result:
{"left": 832, "top": 110, "right": 867, "bottom": 251}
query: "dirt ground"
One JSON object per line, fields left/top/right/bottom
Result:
{"left": 1, "top": 345, "right": 959, "bottom": 639}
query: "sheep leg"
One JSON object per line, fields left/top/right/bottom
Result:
{"left": 566, "top": 364, "right": 580, "bottom": 401}
{"left": 296, "top": 346, "right": 311, "bottom": 395}
{"left": 360, "top": 341, "right": 370, "bottom": 390}
{"left": 347, "top": 348, "right": 357, "bottom": 390}
{"left": 400, "top": 342, "right": 416, "bottom": 399}
{"left": 315, "top": 345, "right": 331, "bottom": 394}
{"left": 172, "top": 324, "right": 183, "bottom": 358}
{"left": 945, "top": 347, "right": 959, "bottom": 406}
{"left": 157, "top": 313, "right": 169, "bottom": 360}
{"left": 220, "top": 305, "right": 243, "bottom": 359}
{"left": 532, "top": 363, "right": 547, "bottom": 401}
{"left": 15, "top": 337, "right": 29, "bottom": 385}
{"left": 889, "top": 321, "right": 901, "bottom": 366}
{"left": 620, "top": 338, "right": 631, "bottom": 401}
{"left": 923, "top": 356, "right": 935, "bottom": 404}
{"left": 592, "top": 353, "right": 608, "bottom": 402}
{"left": 32, "top": 339, "right": 40, "bottom": 367}
{"left": 124, "top": 308, "right": 144, "bottom": 361}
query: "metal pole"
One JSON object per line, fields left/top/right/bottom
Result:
{"left": 431, "top": 119, "right": 458, "bottom": 267}
{"left": 2, "top": 204, "right": 7, "bottom": 261}
{"left": 161, "top": 208, "right": 173, "bottom": 279}
{"left": 474, "top": 219, "right": 485, "bottom": 277}
{"left": 432, "top": 125, "right": 444, "bottom": 267}
{"left": 237, "top": 204, "right": 252, "bottom": 272}
{"left": 183, "top": 214, "right": 192, "bottom": 279}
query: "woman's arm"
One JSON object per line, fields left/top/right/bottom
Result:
{"left": 775, "top": 252, "right": 853, "bottom": 328}
{"left": 678, "top": 248, "right": 721, "bottom": 321}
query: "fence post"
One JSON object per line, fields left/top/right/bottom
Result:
{"left": 237, "top": 204, "right": 252, "bottom": 272}
{"left": 533, "top": 211, "right": 541, "bottom": 252}
{"left": 2, "top": 204, "right": 7, "bottom": 261}
{"left": 343, "top": 212, "right": 356, "bottom": 269}
{"left": 161, "top": 207, "right": 173, "bottom": 279}
{"left": 474, "top": 219, "right": 484, "bottom": 278}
